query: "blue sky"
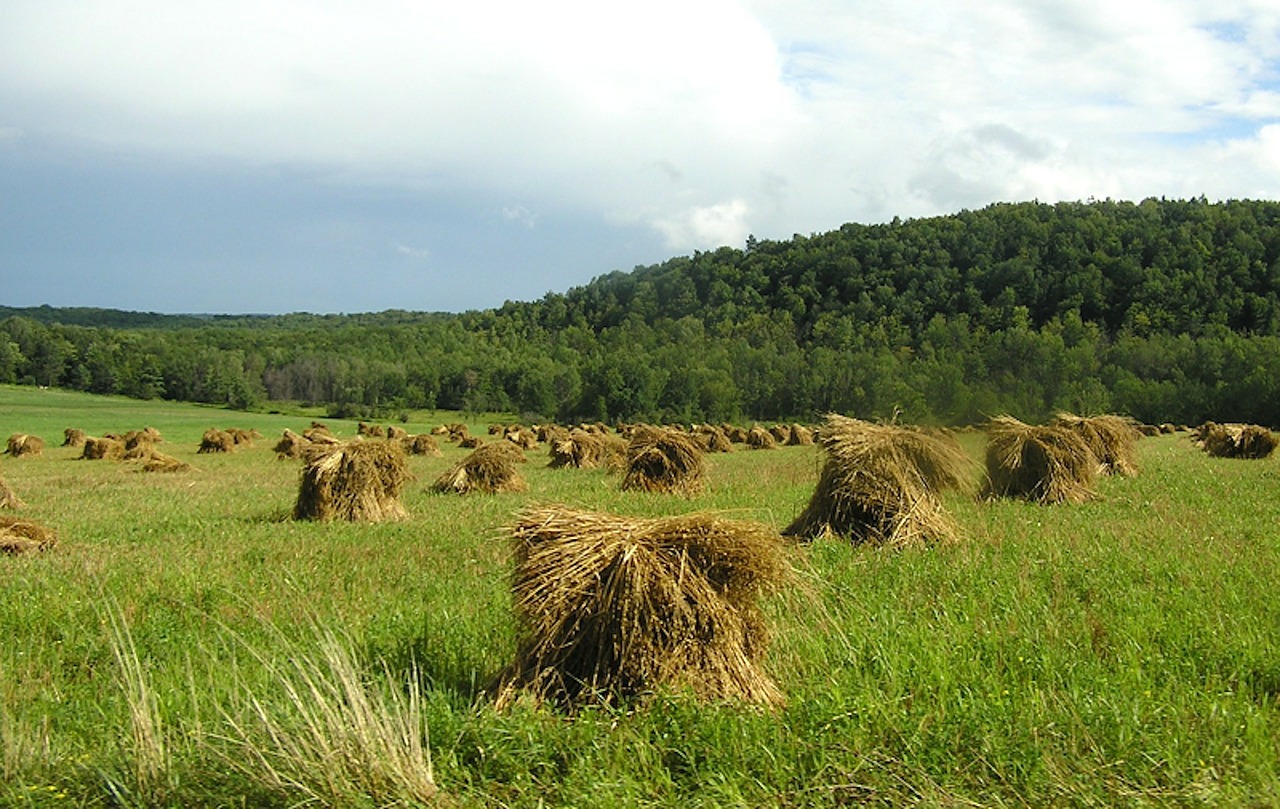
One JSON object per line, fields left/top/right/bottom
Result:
{"left": 2, "top": 0, "right": 1279, "bottom": 315}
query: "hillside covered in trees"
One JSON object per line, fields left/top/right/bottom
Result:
{"left": 4, "top": 197, "right": 1280, "bottom": 427}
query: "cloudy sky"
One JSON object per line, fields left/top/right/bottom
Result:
{"left": 3, "top": 1, "right": 1280, "bottom": 315}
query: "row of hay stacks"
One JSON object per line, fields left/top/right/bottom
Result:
{"left": 6, "top": 433, "right": 45, "bottom": 458}
{"left": 784, "top": 415, "right": 972, "bottom": 547}
{"left": 1193, "top": 421, "right": 1279, "bottom": 459}
{"left": 488, "top": 411, "right": 1146, "bottom": 707}
{"left": 492, "top": 505, "right": 790, "bottom": 709}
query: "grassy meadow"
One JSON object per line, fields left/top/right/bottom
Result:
{"left": 1, "top": 384, "right": 1278, "bottom": 807}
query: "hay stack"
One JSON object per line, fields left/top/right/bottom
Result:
{"left": 459, "top": 435, "right": 485, "bottom": 449}
{"left": 493, "top": 505, "right": 789, "bottom": 709}
{"left": 621, "top": 427, "right": 706, "bottom": 495}
{"left": 6, "top": 434, "right": 44, "bottom": 458}
{"left": 226, "top": 428, "right": 260, "bottom": 446}
{"left": 357, "top": 421, "right": 385, "bottom": 438}
{"left": 386, "top": 425, "right": 408, "bottom": 441}
{"left": 0, "top": 515, "right": 56, "bottom": 554}
{"left": 746, "top": 426, "right": 777, "bottom": 450}
{"left": 303, "top": 424, "right": 336, "bottom": 443}
{"left": 505, "top": 427, "right": 540, "bottom": 450}
{"left": 547, "top": 430, "right": 611, "bottom": 468}
{"left": 787, "top": 424, "right": 815, "bottom": 446}
{"left": 403, "top": 434, "right": 442, "bottom": 457}
{"left": 81, "top": 436, "right": 126, "bottom": 460}
{"left": 63, "top": 428, "right": 87, "bottom": 448}
{"left": 431, "top": 442, "right": 527, "bottom": 494}
{"left": 784, "top": 414, "right": 972, "bottom": 547}
{"left": 0, "top": 477, "right": 24, "bottom": 509}
{"left": 122, "top": 427, "right": 163, "bottom": 451}
{"left": 982, "top": 416, "right": 1098, "bottom": 504}
{"left": 136, "top": 451, "right": 192, "bottom": 473}
{"left": 198, "top": 429, "right": 236, "bottom": 453}
{"left": 293, "top": 441, "right": 411, "bottom": 522}
{"left": 1198, "top": 422, "right": 1279, "bottom": 459}
{"left": 274, "top": 429, "right": 312, "bottom": 459}
{"left": 693, "top": 425, "right": 734, "bottom": 453}
{"left": 1050, "top": 413, "right": 1141, "bottom": 476}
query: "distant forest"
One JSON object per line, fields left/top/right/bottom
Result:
{"left": 5, "top": 197, "right": 1280, "bottom": 427}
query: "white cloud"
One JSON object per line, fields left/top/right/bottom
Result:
{"left": 396, "top": 244, "right": 429, "bottom": 260}
{"left": 1, "top": 0, "right": 1279, "bottom": 266}
{"left": 502, "top": 205, "right": 537, "bottom": 229}
{"left": 653, "top": 199, "right": 752, "bottom": 250}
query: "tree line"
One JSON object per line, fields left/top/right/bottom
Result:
{"left": 4, "top": 196, "right": 1280, "bottom": 427}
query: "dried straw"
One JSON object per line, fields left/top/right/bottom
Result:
{"left": 81, "top": 436, "right": 126, "bottom": 460}
{"left": 293, "top": 441, "right": 411, "bottom": 522}
{"left": 5, "top": 434, "right": 44, "bottom": 458}
{"left": 1197, "top": 422, "right": 1279, "bottom": 459}
{"left": 0, "top": 477, "right": 24, "bottom": 509}
{"left": 784, "top": 414, "right": 972, "bottom": 547}
{"left": 198, "top": 429, "right": 236, "bottom": 454}
{"left": 492, "top": 505, "right": 790, "bottom": 709}
{"left": 1050, "top": 413, "right": 1141, "bottom": 476}
{"left": 982, "top": 416, "right": 1098, "bottom": 504}
{"left": 621, "top": 427, "right": 707, "bottom": 495}
{"left": 0, "top": 515, "right": 56, "bottom": 554}
{"left": 431, "top": 442, "right": 527, "bottom": 494}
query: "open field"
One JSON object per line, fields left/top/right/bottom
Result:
{"left": 1, "top": 385, "right": 1278, "bottom": 806}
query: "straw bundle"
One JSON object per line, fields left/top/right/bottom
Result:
{"left": 784, "top": 414, "right": 972, "bottom": 547}
{"left": 621, "top": 427, "right": 707, "bottom": 495}
{"left": 386, "top": 425, "right": 408, "bottom": 441}
{"left": 137, "top": 451, "right": 192, "bottom": 473}
{"left": 122, "top": 427, "right": 163, "bottom": 451}
{"left": 1198, "top": 422, "right": 1279, "bottom": 459}
{"left": 402, "top": 433, "right": 442, "bottom": 457}
{"left": 293, "top": 441, "right": 411, "bottom": 522}
{"left": 1050, "top": 413, "right": 1141, "bottom": 476}
{"left": 431, "top": 442, "right": 527, "bottom": 494}
{"left": 81, "top": 436, "right": 126, "bottom": 460}
{"left": 505, "top": 427, "right": 540, "bottom": 450}
{"left": 303, "top": 424, "right": 336, "bottom": 443}
{"left": 5, "top": 434, "right": 44, "bottom": 458}
{"left": 746, "top": 426, "right": 777, "bottom": 450}
{"left": 492, "top": 505, "right": 790, "bottom": 709}
{"left": 273, "top": 429, "right": 312, "bottom": 459}
{"left": 226, "top": 428, "right": 260, "bottom": 446}
{"left": 0, "top": 477, "right": 24, "bottom": 509}
{"left": 0, "top": 515, "right": 56, "bottom": 554}
{"left": 786, "top": 424, "right": 815, "bottom": 446}
{"left": 547, "top": 429, "right": 616, "bottom": 469}
{"left": 198, "top": 429, "right": 236, "bottom": 453}
{"left": 694, "top": 425, "right": 734, "bottom": 453}
{"left": 982, "top": 416, "right": 1098, "bottom": 504}
{"left": 62, "top": 428, "right": 87, "bottom": 448}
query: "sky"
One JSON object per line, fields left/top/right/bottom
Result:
{"left": 2, "top": 1, "right": 1280, "bottom": 315}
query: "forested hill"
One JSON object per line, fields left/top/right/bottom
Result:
{"left": 4, "top": 197, "right": 1280, "bottom": 427}
{"left": 523, "top": 196, "right": 1280, "bottom": 338}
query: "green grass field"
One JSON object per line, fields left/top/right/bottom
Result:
{"left": 1, "top": 385, "right": 1278, "bottom": 807}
